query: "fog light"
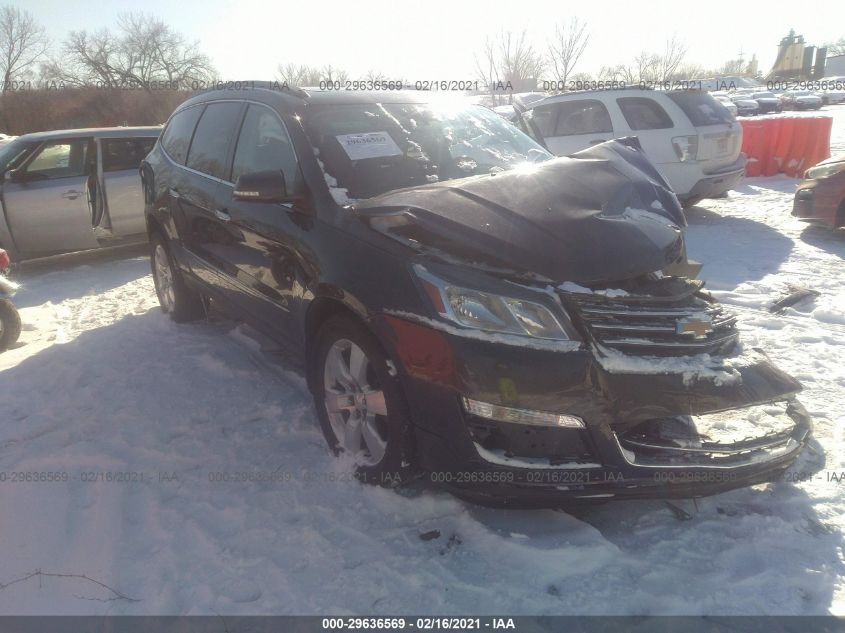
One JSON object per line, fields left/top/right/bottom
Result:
{"left": 462, "top": 396, "right": 585, "bottom": 428}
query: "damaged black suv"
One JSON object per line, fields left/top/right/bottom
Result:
{"left": 142, "top": 85, "right": 812, "bottom": 505}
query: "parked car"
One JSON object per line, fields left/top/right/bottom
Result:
{"left": 819, "top": 81, "right": 845, "bottom": 105}
{"left": 780, "top": 90, "right": 823, "bottom": 110}
{"left": 729, "top": 93, "right": 760, "bottom": 116}
{"left": 492, "top": 104, "right": 518, "bottom": 121}
{"left": 793, "top": 154, "right": 845, "bottom": 228}
{"left": 712, "top": 94, "right": 738, "bottom": 118}
{"left": 750, "top": 92, "right": 783, "bottom": 114}
{"left": 143, "top": 85, "right": 811, "bottom": 505}
{"left": 0, "top": 126, "right": 160, "bottom": 262}
{"left": 520, "top": 88, "right": 745, "bottom": 207}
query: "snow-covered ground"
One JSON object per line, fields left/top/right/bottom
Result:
{"left": 1, "top": 108, "right": 845, "bottom": 616}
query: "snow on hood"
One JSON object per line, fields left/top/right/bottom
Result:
{"left": 357, "top": 140, "right": 686, "bottom": 284}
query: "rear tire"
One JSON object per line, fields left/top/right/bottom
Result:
{"left": 0, "top": 298, "right": 21, "bottom": 350}
{"left": 150, "top": 234, "right": 204, "bottom": 322}
{"left": 311, "top": 315, "right": 415, "bottom": 486}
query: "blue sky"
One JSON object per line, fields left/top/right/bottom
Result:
{"left": 25, "top": 0, "right": 845, "bottom": 80}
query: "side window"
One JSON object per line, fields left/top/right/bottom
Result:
{"left": 616, "top": 97, "right": 674, "bottom": 130}
{"left": 230, "top": 104, "right": 300, "bottom": 192}
{"left": 161, "top": 106, "right": 204, "bottom": 165}
{"left": 553, "top": 100, "right": 613, "bottom": 136}
{"left": 529, "top": 104, "right": 559, "bottom": 138}
{"left": 25, "top": 140, "right": 89, "bottom": 178}
{"left": 186, "top": 102, "right": 243, "bottom": 180}
{"left": 102, "top": 138, "right": 158, "bottom": 172}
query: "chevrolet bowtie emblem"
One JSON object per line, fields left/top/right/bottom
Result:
{"left": 676, "top": 316, "right": 713, "bottom": 339}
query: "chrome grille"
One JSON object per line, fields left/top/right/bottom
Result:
{"left": 560, "top": 280, "right": 739, "bottom": 356}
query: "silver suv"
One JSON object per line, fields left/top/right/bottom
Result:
{"left": 521, "top": 89, "right": 745, "bottom": 206}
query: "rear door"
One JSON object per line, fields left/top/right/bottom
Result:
{"left": 99, "top": 136, "right": 158, "bottom": 237}
{"left": 664, "top": 91, "right": 741, "bottom": 171}
{"left": 614, "top": 96, "right": 679, "bottom": 164}
{"left": 170, "top": 101, "right": 245, "bottom": 305}
{"left": 2, "top": 138, "right": 99, "bottom": 257}
{"left": 213, "top": 102, "right": 308, "bottom": 348}
{"left": 531, "top": 98, "right": 614, "bottom": 156}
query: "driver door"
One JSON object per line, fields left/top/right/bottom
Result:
{"left": 2, "top": 138, "right": 98, "bottom": 258}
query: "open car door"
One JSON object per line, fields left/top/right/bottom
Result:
{"left": 95, "top": 136, "right": 157, "bottom": 239}
{"left": 2, "top": 138, "right": 99, "bottom": 258}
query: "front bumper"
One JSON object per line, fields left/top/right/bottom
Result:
{"left": 793, "top": 177, "right": 845, "bottom": 228}
{"left": 757, "top": 102, "right": 782, "bottom": 114}
{"left": 378, "top": 315, "right": 812, "bottom": 506}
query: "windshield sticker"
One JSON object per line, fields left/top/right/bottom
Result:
{"left": 336, "top": 132, "right": 402, "bottom": 160}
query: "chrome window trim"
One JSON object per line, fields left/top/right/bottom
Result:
{"left": 161, "top": 99, "right": 301, "bottom": 188}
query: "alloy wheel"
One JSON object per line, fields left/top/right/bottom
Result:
{"left": 323, "top": 338, "right": 389, "bottom": 465}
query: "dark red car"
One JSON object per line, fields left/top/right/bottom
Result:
{"left": 793, "top": 155, "right": 845, "bottom": 228}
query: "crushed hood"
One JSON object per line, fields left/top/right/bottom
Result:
{"left": 356, "top": 139, "right": 686, "bottom": 284}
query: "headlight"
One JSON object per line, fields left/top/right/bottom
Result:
{"left": 805, "top": 162, "right": 845, "bottom": 180}
{"left": 414, "top": 265, "right": 571, "bottom": 340}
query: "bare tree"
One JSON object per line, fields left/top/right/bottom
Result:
{"left": 499, "top": 30, "right": 544, "bottom": 88}
{"left": 672, "top": 62, "right": 707, "bottom": 81}
{"left": 719, "top": 58, "right": 745, "bottom": 75}
{"left": 276, "top": 63, "right": 324, "bottom": 87}
{"left": 0, "top": 6, "right": 48, "bottom": 91}
{"left": 547, "top": 18, "right": 589, "bottom": 88}
{"left": 47, "top": 12, "right": 214, "bottom": 91}
{"left": 633, "top": 51, "right": 659, "bottom": 83}
{"left": 598, "top": 64, "right": 634, "bottom": 83}
{"left": 474, "top": 36, "right": 498, "bottom": 97}
{"left": 475, "top": 30, "right": 544, "bottom": 98}
{"left": 320, "top": 64, "right": 348, "bottom": 84}
{"left": 823, "top": 37, "right": 845, "bottom": 56}
{"left": 655, "top": 35, "right": 687, "bottom": 82}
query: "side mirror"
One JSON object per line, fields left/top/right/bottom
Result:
{"left": 233, "top": 170, "right": 299, "bottom": 203}
{"left": 6, "top": 169, "right": 45, "bottom": 184}
{"left": 6, "top": 169, "right": 26, "bottom": 183}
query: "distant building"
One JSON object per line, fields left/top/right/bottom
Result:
{"left": 825, "top": 54, "right": 845, "bottom": 77}
{"left": 768, "top": 30, "right": 827, "bottom": 80}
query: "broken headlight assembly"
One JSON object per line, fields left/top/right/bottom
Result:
{"left": 414, "top": 265, "right": 572, "bottom": 340}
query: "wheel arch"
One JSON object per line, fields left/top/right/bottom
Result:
{"left": 304, "top": 296, "right": 370, "bottom": 391}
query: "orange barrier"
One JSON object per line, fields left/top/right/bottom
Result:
{"left": 762, "top": 118, "right": 783, "bottom": 176}
{"left": 740, "top": 120, "right": 765, "bottom": 176}
{"left": 810, "top": 117, "right": 833, "bottom": 168}
{"left": 784, "top": 118, "right": 813, "bottom": 177}
{"left": 739, "top": 116, "right": 832, "bottom": 178}
{"left": 769, "top": 117, "right": 795, "bottom": 175}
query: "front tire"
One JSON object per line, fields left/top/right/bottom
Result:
{"left": 312, "top": 316, "right": 415, "bottom": 486}
{"left": 0, "top": 298, "right": 21, "bottom": 350}
{"left": 150, "top": 234, "right": 204, "bottom": 322}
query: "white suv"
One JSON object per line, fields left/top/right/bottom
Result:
{"left": 521, "top": 89, "right": 745, "bottom": 206}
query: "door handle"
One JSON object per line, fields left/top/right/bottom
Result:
{"left": 588, "top": 139, "right": 608, "bottom": 145}
{"left": 61, "top": 190, "right": 82, "bottom": 200}
{"left": 168, "top": 187, "right": 180, "bottom": 199}
{"left": 213, "top": 208, "right": 231, "bottom": 222}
